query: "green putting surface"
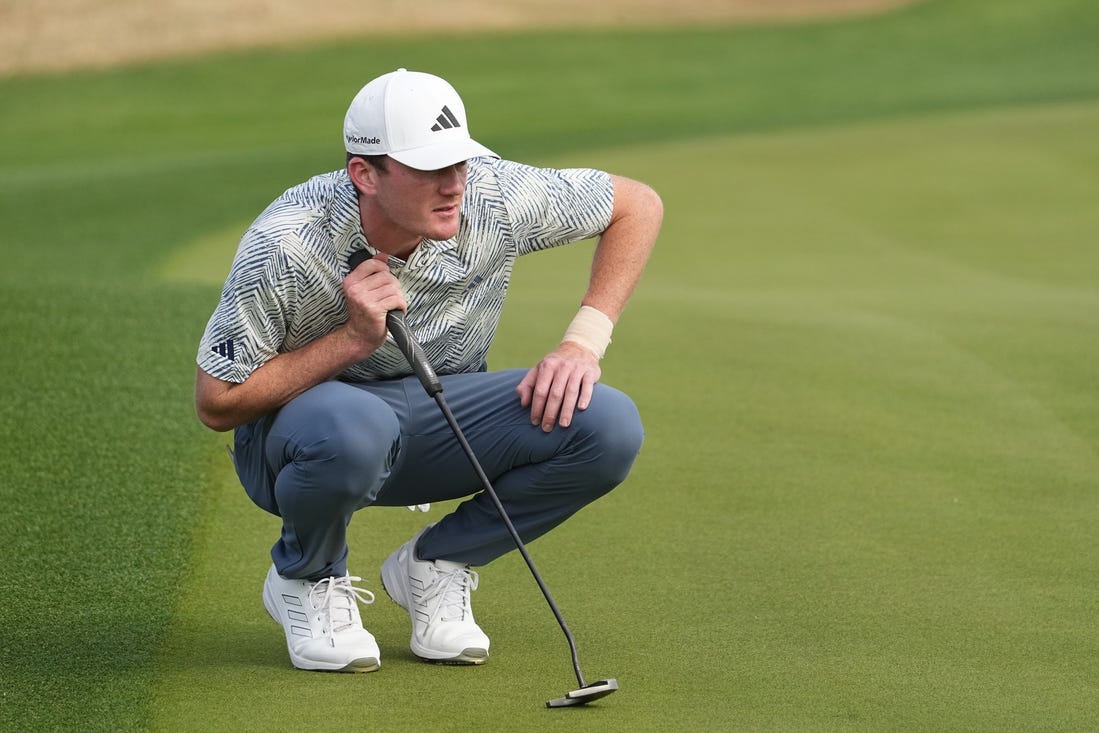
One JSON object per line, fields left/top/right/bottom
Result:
{"left": 2, "top": 0, "right": 1097, "bottom": 730}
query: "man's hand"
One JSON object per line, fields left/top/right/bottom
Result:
{"left": 516, "top": 341, "right": 601, "bottom": 432}
{"left": 343, "top": 252, "right": 405, "bottom": 356}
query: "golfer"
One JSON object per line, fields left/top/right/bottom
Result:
{"left": 194, "top": 68, "right": 662, "bottom": 672}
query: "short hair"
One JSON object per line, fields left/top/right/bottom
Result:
{"left": 346, "top": 153, "right": 389, "bottom": 172}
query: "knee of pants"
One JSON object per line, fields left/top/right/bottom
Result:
{"left": 571, "top": 383, "right": 645, "bottom": 486}
{"left": 267, "top": 382, "right": 401, "bottom": 510}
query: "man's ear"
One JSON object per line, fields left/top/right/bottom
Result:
{"left": 348, "top": 157, "right": 380, "bottom": 196}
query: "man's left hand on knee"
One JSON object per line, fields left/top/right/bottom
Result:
{"left": 515, "top": 342, "right": 602, "bottom": 432}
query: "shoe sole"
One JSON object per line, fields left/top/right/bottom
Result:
{"left": 380, "top": 551, "right": 489, "bottom": 666}
{"left": 414, "top": 647, "right": 489, "bottom": 665}
{"left": 311, "top": 657, "right": 381, "bottom": 673}
{"left": 263, "top": 583, "right": 381, "bottom": 673}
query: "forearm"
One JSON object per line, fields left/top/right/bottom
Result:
{"left": 195, "top": 326, "right": 368, "bottom": 432}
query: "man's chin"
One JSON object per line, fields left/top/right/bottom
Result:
{"left": 426, "top": 221, "right": 461, "bottom": 241}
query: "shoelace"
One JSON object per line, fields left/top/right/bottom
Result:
{"left": 421, "top": 564, "right": 479, "bottom": 622}
{"left": 308, "top": 575, "right": 375, "bottom": 645}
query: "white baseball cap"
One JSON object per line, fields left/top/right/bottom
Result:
{"left": 343, "top": 68, "right": 498, "bottom": 170}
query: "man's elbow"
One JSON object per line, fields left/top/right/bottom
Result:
{"left": 194, "top": 368, "right": 244, "bottom": 432}
{"left": 614, "top": 176, "right": 664, "bottom": 228}
{"left": 625, "top": 182, "right": 663, "bottom": 242}
{"left": 195, "top": 403, "right": 236, "bottom": 433}
{"left": 643, "top": 184, "right": 664, "bottom": 226}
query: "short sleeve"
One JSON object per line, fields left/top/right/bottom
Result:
{"left": 495, "top": 162, "right": 614, "bottom": 256}
{"left": 196, "top": 230, "right": 292, "bottom": 383}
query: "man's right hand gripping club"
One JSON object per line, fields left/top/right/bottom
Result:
{"left": 343, "top": 251, "right": 406, "bottom": 358}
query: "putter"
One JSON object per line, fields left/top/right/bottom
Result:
{"left": 386, "top": 308, "right": 618, "bottom": 707}
{"left": 350, "top": 244, "right": 618, "bottom": 708}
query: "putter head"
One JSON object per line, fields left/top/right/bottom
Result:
{"left": 545, "top": 679, "right": 619, "bottom": 708}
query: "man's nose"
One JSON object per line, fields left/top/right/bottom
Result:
{"left": 439, "top": 165, "right": 466, "bottom": 193}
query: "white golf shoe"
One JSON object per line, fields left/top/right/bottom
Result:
{"left": 262, "top": 565, "right": 381, "bottom": 672}
{"left": 381, "top": 528, "right": 490, "bottom": 664}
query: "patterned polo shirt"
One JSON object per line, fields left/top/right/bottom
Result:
{"left": 196, "top": 157, "right": 614, "bottom": 384}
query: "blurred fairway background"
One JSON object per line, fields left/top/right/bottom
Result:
{"left": 1, "top": 0, "right": 1097, "bottom": 730}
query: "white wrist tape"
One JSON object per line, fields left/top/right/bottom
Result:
{"left": 561, "top": 305, "right": 614, "bottom": 360}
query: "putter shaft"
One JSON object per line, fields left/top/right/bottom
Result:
{"left": 430, "top": 391, "right": 588, "bottom": 689}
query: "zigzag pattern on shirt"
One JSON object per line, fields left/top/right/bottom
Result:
{"left": 197, "top": 158, "right": 614, "bottom": 385}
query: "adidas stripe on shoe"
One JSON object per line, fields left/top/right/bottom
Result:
{"left": 381, "top": 527, "right": 490, "bottom": 664}
{"left": 262, "top": 565, "right": 381, "bottom": 672}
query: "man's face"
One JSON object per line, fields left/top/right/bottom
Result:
{"left": 371, "top": 158, "right": 468, "bottom": 244}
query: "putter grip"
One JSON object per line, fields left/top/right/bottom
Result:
{"left": 348, "top": 249, "right": 443, "bottom": 396}
{"left": 385, "top": 310, "right": 443, "bottom": 396}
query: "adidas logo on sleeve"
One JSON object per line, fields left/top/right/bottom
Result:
{"left": 212, "top": 339, "right": 235, "bottom": 361}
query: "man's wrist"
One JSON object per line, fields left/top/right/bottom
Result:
{"left": 561, "top": 305, "right": 614, "bottom": 360}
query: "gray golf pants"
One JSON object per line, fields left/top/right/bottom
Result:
{"left": 232, "top": 368, "right": 644, "bottom": 580}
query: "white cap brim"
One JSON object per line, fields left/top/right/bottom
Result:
{"left": 388, "top": 138, "right": 499, "bottom": 171}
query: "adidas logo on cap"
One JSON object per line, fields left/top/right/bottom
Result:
{"left": 431, "top": 106, "right": 461, "bottom": 132}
